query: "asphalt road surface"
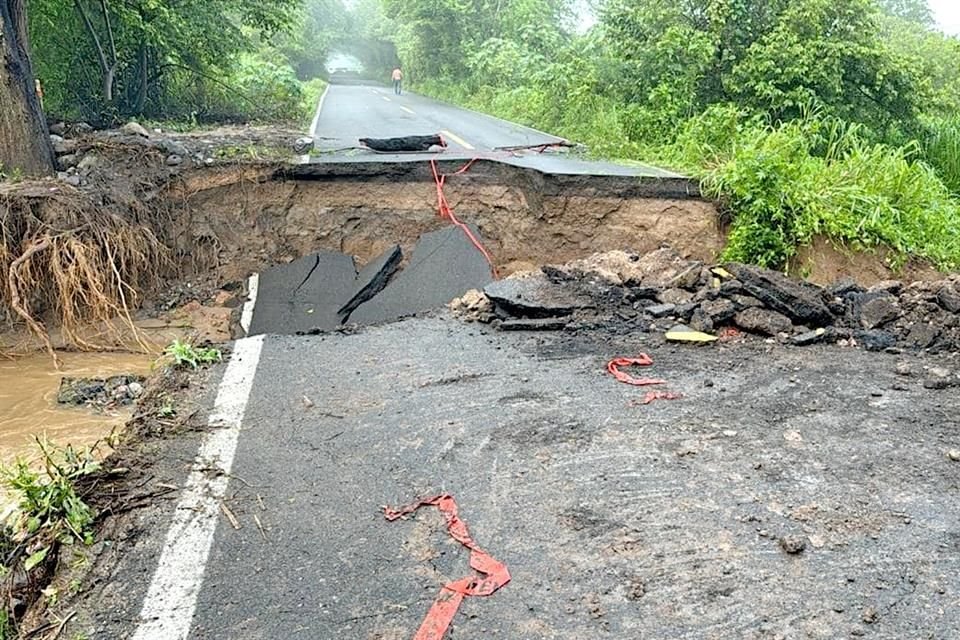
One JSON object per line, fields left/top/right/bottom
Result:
{"left": 312, "top": 82, "right": 563, "bottom": 153}
{"left": 73, "top": 320, "right": 960, "bottom": 639}
{"left": 60, "top": 85, "right": 959, "bottom": 639}
{"left": 308, "top": 82, "right": 678, "bottom": 178}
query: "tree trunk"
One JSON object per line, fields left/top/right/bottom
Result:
{"left": 0, "top": 0, "right": 55, "bottom": 175}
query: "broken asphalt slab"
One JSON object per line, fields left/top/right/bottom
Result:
{"left": 726, "top": 263, "right": 834, "bottom": 326}
{"left": 248, "top": 246, "right": 402, "bottom": 335}
{"left": 484, "top": 271, "right": 595, "bottom": 318}
{"left": 348, "top": 225, "right": 495, "bottom": 325}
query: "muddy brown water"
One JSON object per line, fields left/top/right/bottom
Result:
{"left": 0, "top": 351, "right": 153, "bottom": 466}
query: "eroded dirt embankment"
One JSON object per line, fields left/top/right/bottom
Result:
{"left": 166, "top": 161, "right": 722, "bottom": 283}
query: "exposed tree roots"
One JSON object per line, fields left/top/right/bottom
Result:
{"left": 0, "top": 182, "right": 169, "bottom": 366}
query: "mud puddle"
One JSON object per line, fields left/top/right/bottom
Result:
{"left": 0, "top": 351, "right": 154, "bottom": 466}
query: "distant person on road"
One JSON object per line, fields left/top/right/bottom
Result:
{"left": 392, "top": 67, "right": 403, "bottom": 95}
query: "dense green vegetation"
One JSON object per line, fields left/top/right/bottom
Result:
{"left": 28, "top": 0, "right": 346, "bottom": 124}
{"left": 20, "top": 0, "right": 960, "bottom": 271}
{"left": 374, "top": 0, "right": 960, "bottom": 271}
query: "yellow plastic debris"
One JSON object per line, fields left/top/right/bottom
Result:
{"left": 711, "top": 267, "right": 734, "bottom": 279}
{"left": 666, "top": 326, "right": 718, "bottom": 343}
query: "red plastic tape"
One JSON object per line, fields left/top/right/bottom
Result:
{"left": 384, "top": 494, "right": 510, "bottom": 640}
{"left": 430, "top": 159, "right": 499, "bottom": 279}
{"left": 606, "top": 354, "right": 667, "bottom": 386}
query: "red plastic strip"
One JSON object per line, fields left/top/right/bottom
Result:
{"left": 430, "top": 159, "right": 499, "bottom": 279}
{"left": 606, "top": 355, "right": 667, "bottom": 386}
{"left": 384, "top": 495, "right": 510, "bottom": 640}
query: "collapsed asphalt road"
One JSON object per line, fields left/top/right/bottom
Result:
{"left": 66, "top": 317, "right": 960, "bottom": 639}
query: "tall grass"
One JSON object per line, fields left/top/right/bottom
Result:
{"left": 921, "top": 115, "right": 960, "bottom": 194}
{"left": 696, "top": 114, "right": 960, "bottom": 269}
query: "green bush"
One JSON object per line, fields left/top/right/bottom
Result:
{"left": 698, "top": 115, "right": 960, "bottom": 270}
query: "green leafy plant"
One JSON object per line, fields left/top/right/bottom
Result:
{"left": 2, "top": 438, "right": 100, "bottom": 548}
{"left": 160, "top": 340, "right": 222, "bottom": 370}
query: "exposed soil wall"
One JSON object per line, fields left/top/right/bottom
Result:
{"left": 168, "top": 161, "right": 723, "bottom": 282}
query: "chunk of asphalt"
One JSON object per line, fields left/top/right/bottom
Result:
{"left": 484, "top": 272, "right": 594, "bottom": 318}
{"left": 726, "top": 263, "right": 834, "bottom": 326}
{"left": 248, "top": 252, "right": 359, "bottom": 335}
{"left": 338, "top": 245, "right": 403, "bottom": 321}
{"left": 348, "top": 225, "right": 495, "bottom": 325}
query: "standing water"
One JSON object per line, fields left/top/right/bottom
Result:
{"left": 0, "top": 351, "right": 154, "bottom": 464}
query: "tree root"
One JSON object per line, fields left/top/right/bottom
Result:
{"left": 8, "top": 237, "right": 60, "bottom": 368}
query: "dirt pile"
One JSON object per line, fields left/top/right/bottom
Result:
{"left": 463, "top": 248, "right": 960, "bottom": 355}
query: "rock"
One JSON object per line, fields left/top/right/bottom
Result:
{"left": 923, "top": 366, "right": 955, "bottom": 390}
{"left": 726, "top": 263, "right": 834, "bottom": 326}
{"left": 689, "top": 308, "right": 714, "bottom": 333}
{"left": 895, "top": 362, "right": 913, "bottom": 377}
{"left": 947, "top": 449, "right": 960, "bottom": 462}
{"left": 854, "top": 293, "right": 900, "bottom": 329}
{"left": 49, "top": 133, "right": 64, "bottom": 145}
{"left": 728, "top": 294, "right": 763, "bottom": 309}
{"left": 779, "top": 535, "right": 807, "bottom": 555}
{"left": 166, "top": 154, "right": 183, "bottom": 166}
{"left": 58, "top": 153, "right": 79, "bottom": 169}
{"left": 58, "top": 374, "right": 145, "bottom": 406}
{"left": 64, "top": 175, "right": 82, "bottom": 187}
{"left": 937, "top": 283, "right": 960, "bottom": 313}
{"left": 657, "top": 288, "right": 693, "bottom": 305}
{"left": 49, "top": 122, "right": 67, "bottom": 136}
{"left": 861, "top": 607, "right": 879, "bottom": 624}
{"left": 484, "top": 273, "right": 593, "bottom": 318}
{"left": 71, "top": 121, "right": 93, "bottom": 135}
{"left": 734, "top": 308, "right": 793, "bottom": 336}
{"left": 645, "top": 303, "right": 676, "bottom": 318}
{"left": 121, "top": 121, "right": 151, "bottom": 138}
{"left": 868, "top": 280, "right": 903, "bottom": 295}
{"left": 632, "top": 248, "right": 702, "bottom": 289}
{"left": 57, "top": 377, "right": 106, "bottom": 405}
{"left": 904, "top": 323, "right": 940, "bottom": 349}
{"left": 791, "top": 328, "right": 827, "bottom": 346}
{"left": 77, "top": 154, "right": 101, "bottom": 175}
{"left": 858, "top": 330, "right": 897, "bottom": 352}
{"left": 293, "top": 137, "right": 315, "bottom": 154}
{"left": 719, "top": 279, "right": 743, "bottom": 295}
{"left": 675, "top": 302, "right": 698, "bottom": 322}
{"left": 156, "top": 139, "right": 190, "bottom": 157}
{"left": 52, "top": 137, "right": 78, "bottom": 155}
{"left": 828, "top": 277, "right": 864, "bottom": 299}
{"left": 699, "top": 298, "right": 737, "bottom": 324}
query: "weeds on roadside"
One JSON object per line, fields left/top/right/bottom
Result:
{"left": 159, "top": 339, "right": 221, "bottom": 370}
{"left": 2, "top": 439, "right": 100, "bottom": 549}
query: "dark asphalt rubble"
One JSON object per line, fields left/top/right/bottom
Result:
{"left": 454, "top": 248, "right": 960, "bottom": 360}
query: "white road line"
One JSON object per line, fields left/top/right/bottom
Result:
{"left": 131, "top": 335, "right": 265, "bottom": 640}
{"left": 309, "top": 84, "right": 330, "bottom": 137}
{"left": 240, "top": 272, "right": 259, "bottom": 335}
{"left": 440, "top": 129, "right": 475, "bottom": 150}
{"left": 400, "top": 106, "right": 415, "bottom": 115}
